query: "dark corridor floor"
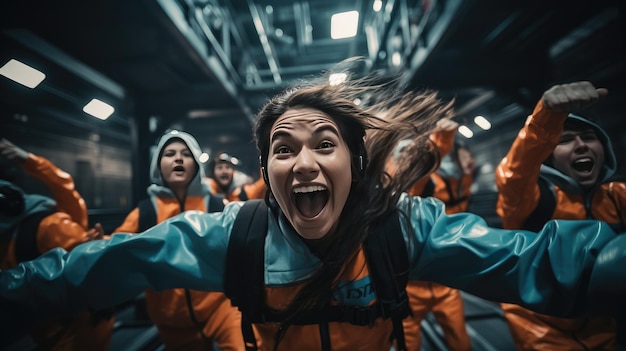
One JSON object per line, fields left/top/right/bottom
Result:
{"left": 4, "top": 292, "right": 515, "bottom": 351}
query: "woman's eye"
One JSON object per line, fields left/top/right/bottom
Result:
{"left": 319, "top": 141, "right": 334, "bottom": 149}
{"left": 275, "top": 146, "right": 291, "bottom": 154}
{"left": 581, "top": 134, "right": 598, "bottom": 142}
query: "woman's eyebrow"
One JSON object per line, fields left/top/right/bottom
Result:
{"left": 313, "top": 125, "right": 340, "bottom": 137}
{"left": 270, "top": 130, "right": 291, "bottom": 144}
{"left": 270, "top": 124, "right": 339, "bottom": 144}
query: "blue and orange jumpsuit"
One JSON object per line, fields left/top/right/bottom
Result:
{"left": 2, "top": 195, "right": 624, "bottom": 350}
{"left": 496, "top": 99, "right": 626, "bottom": 350}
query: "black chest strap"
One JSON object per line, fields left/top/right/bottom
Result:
{"left": 225, "top": 201, "right": 410, "bottom": 351}
{"left": 522, "top": 176, "right": 556, "bottom": 232}
{"left": 225, "top": 200, "right": 267, "bottom": 351}
{"left": 137, "top": 194, "right": 225, "bottom": 345}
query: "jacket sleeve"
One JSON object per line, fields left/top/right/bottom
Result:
{"left": 0, "top": 202, "right": 242, "bottom": 330}
{"left": 495, "top": 100, "right": 569, "bottom": 229}
{"left": 430, "top": 127, "right": 456, "bottom": 159}
{"left": 401, "top": 194, "right": 620, "bottom": 318}
{"left": 37, "top": 212, "right": 97, "bottom": 253}
{"left": 22, "top": 154, "right": 88, "bottom": 229}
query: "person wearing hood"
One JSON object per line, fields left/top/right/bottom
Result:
{"left": 496, "top": 81, "right": 625, "bottom": 350}
{"left": 0, "top": 138, "right": 113, "bottom": 351}
{"left": 112, "top": 130, "right": 245, "bottom": 350}
{"left": 2, "top": 66, "right": 626, "bottom": 351}
{"left": 394, "top": 118, "right": 472, "bottom": 351}
{"left": 206, "top": 151, "right": 267, "bottom": 202}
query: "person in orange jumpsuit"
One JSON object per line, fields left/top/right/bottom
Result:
{"left": 394, "top": 118, "right": 473, "bottom": 351}
{"left": 3, "top": 66, "right": 626, "bottom": 351}
{"left": 0, "top": 138, "right": 114, "bottom": 351}
{"left": 496, "top": 81, "right": 624, "bottom": 350}
{"left": 205, "top": 151, "right": 266, "bottom": 202}
{"left": 113, "top": 130, "right": 246, "bottom": 350}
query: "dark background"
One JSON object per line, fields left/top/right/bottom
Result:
{"left": 1, "top": 0, "right": 625, "bottom": 231}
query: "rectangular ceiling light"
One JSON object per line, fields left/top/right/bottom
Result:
{"left": 83, "top": 98, "right": 115, "bottom": 120}
{"left": 331, "top": 11, "right": 359, "bottom": 39}
{"left": 0, "top": 59, "right": 46, "bottom": 88}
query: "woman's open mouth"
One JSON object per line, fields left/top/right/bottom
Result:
{"left": 293, "top": 185, "right": 329, "bottom": 218}
{"left": 571, "top": 157, "right": 594, "bottom": 173}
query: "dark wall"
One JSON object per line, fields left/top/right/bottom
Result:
{"left": 1, "top": 103, "right": 134, "bottom": 233}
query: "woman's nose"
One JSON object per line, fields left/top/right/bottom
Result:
{"left": 573, "top": 136, "right": 588, "bottom": 150}
{"left": 293, "top": 148, "right": 319, "bottom": 177}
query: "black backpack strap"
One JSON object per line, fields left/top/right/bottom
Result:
{"left": 363, "top": 211, "right": 411, "bottom": 351}
{"left": 14, "top": 210, "right": 54, "bottom": 263}
{"left": 207, "top": 194, "right": 225, "bottom": 213}
{"left": 522, "top": 176, "right": 556, "bottom": 232}
{"left": 419, "top": 178, "right": 436, "bottom": 198}
{"left": 224, "top": 199, "right": 268, "bottom": 351}
{"left": 238, "top": 186, "right": 249, "bottom": 201}
{"left": 224, "top": 202, "right": 410, "bottom": 350}
{"left": 440, "top": 177, "right": 468, "bottom": 207}
{"left": 138, "top": 198, "right": 156, "bottom": 232}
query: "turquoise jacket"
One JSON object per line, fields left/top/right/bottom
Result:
{"left": 0, "top": 193, "right": 622, "bottom": 327}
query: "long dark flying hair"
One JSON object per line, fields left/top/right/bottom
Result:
{"left": 253, "top": 60, "right": 454, "bottom": 346}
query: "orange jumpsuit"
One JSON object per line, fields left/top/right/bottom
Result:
{"left": 401, "top": 129, "right": 472, "bottom": 351}
{"left": 115, "top": 197, "right": 245, "bottom": 350}
{"left": 253, "top": 247, "right": 399, "bottom": 350}
{"left": 0, "top": 153, "right": 114, "bottom": 351}
{"left": 496, "top": 100, "right": 625, "bottom": 350}
{"left": 114, "top": 130, "right": 245, "bottom": 351}
{"left": 207, "top": 171, "right": 267, "bottom": 201}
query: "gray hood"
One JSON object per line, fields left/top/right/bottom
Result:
{"left": 539, "top": 114, "right": 617, "bottom": 195}
{"left": 146, "top": 130, "right": 210, "bottom": 199}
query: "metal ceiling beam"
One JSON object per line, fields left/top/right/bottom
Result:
{"left": 400, "top": 0, "right": 466, "bottom": 87}
{"left": 293, "top": 2, "right": 312, "bottom": 52}
{"left": 247, "top": 0, "right": 282, "bottom": 84}
{"left": 152, "top": 0, "right": 255, "bottom": 120}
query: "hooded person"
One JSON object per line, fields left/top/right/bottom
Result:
{"left": 496, "top": 81, "right": 625, "bottom": 351}
{"left": 112, "top": 130, "right": 245, "bottom": 350}
{"left": 0, "top": 138, "right": 113, "bottom": 351}
{"left": 2, "top": 68, "right": 626, "bottom": 351}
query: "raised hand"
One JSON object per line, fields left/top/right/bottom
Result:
{"left": 542, "top": 81, "right": 608, "bottom": 113}
{"left": 0, "top": 139, "right": 29, "bottom": 162}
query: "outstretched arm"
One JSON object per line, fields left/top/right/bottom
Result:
{"left": 402, "top": 194, "right": 620, "bottom": 318}
{"left": 0, "top": 204, "right": 241, "bottom": 335}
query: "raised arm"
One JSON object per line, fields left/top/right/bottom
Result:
{"left": 495, "top": 82, "right": 607, "bottom": 229}
{"left": 0, "top": 139, "right": 88, "bottom": 229}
